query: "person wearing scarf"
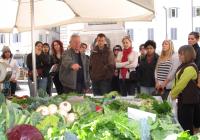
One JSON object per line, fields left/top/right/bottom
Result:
{"left": 116, "top": 36, "right": 138, "bottom": 96}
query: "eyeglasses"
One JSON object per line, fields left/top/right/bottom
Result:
{"left": 115, "top": 49, "right": 121, "bottom": 51}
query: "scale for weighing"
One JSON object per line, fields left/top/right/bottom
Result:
{"left": 0, "top": 61, "right": 12, "bottom": 83}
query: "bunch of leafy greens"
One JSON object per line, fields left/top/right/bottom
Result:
{"left": 104, "top": 91, "right": 120, "bottom": 98}
{"left": 72, "top": 98, "right": 96, "bottom": 116}
{"left": 177, "top": 131, "right": 199, "bottom": 140}
{"left": 107, "top": 99, "right": 140, "bottom": 111}
{"left": 136, "top": 93, "right": 155, "bottom": 100}
{"left": 70, "top": 107, "right": 141, "bottom": 140}
{"left": 36, "top": 115, "right": 65, "bottom": 136}
{"left": 152, "top": 100, "right": 172, "bottom": 115}
{"left": 149, "top": 115, "right": 181, "bottom": 140}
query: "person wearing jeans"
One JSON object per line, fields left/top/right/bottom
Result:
{"left": 26, "top": 41, "right": 50, "bottom": 96}
{"left": 90, "top": 33, "right": 115, "bottom": 96}
{"left": 28, "top": 77, "right": 47, "bottom": 96}
{"left": 137, "top": 40, "right": 159, "bottom": 95}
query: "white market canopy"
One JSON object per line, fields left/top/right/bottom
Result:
{"left": 0, "top": 0, "right": 154, "bottom": 32}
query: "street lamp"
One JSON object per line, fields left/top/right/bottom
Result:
{"left": 163, "top": 6, "right": 168, "bottom": 39}
{"left": 191, "top": 0, "right": 193, "bottom": 31}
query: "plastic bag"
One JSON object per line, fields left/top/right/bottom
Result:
{"left": 167, "top": 94, "right": 177, "bottom": 120}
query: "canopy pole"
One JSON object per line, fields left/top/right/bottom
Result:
{"left": 30, "top": 0, "right": 37, "bottom": 97}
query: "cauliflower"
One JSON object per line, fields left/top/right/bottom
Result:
{"left": 58, "top": 109, "right": 68, "bottom": 118}
{"left": 36, "top": 106, "right": 49, "bottom": 116}
{"left": 67, "top": 113, "right": 77, "bottom": 123}
{"left": 48, "top": 104, "right": 58, "bottom": 115}
{"left": 59, "top": 101, "right": 71, "bottom": 113}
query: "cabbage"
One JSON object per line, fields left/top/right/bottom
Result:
{"left": 6, "top": 124, "right": 44, "bottom": 140}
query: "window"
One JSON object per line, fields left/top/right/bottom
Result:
{"left": 51, "top": 27, "right": 60, "bottom": 33}
{"left": 193, "top": 7, "right": 200, "bottom": 17}
{"left": 126, "top": 29, "right": 134, "bottom": 41}
{"left": 39, "top": 34, "right": 43, "bottom": 42}
{"left": 0, "top": 34, "right": 5, "bottom": 43}
{"left": 195, "top": 27, "right": 200, "bottom": 33}
{"left": 13, "top": 33, "right": 21, "bottom": 43}
{"left": 169, "top": 8, "right": 178, "bottom": 18}
{"left": 170, "top": 28, "right": 177, "bottom": 40}
{"left": 148, "top": 28, "right": 154, "bottom": 40}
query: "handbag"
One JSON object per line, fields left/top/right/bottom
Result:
{"left": 49, "top": 64, "right": 59, "bottom": 76}
{"left": 129, "top": 70, "right": 138, "bottom": 81}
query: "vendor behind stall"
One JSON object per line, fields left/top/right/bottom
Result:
{"left": 0, "top": 46, "right": 19, "bottom": 96}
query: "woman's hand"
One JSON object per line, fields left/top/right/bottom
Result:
{"left": 169, "top": 92, "right": 176, "bottom": 100}
{"left": 155, "top": 82, "right": 160, "bottom": 90}
{"left": 161, "top": 79, "right": 169, "bottom": 89}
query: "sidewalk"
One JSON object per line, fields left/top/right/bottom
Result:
{"left": 15, "top": 80, "right": 57, "bottom": 97}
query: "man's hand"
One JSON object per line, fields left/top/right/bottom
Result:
{"left": 71, "top": 64, "right": 81, "bottom": 71}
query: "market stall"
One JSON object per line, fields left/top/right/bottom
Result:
{"left": 1, "top": 91, "right": 199, "bottom": 140}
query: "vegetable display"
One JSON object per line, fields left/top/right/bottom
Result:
{"left": 0, "top": 92, "right": 196, "bottom": 140}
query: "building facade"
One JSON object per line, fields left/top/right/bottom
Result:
{"left": 125, "top": 0, "right": 200, "bottom": 52}
{"left": 0, "top": 27, "right": 60, "bottom": 54}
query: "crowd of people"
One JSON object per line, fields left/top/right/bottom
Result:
{"left": 1, "top": 31, "right": 200, "bottom": 135}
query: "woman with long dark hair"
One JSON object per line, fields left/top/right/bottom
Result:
{"left": 50, "top": 40, "right": 64, "bottom": 94}
{"left": 188, "top": 32, "right": 200, "bottom": 133}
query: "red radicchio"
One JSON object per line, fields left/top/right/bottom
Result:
{"left": 6, "top": 124, "right": 44, "bottom": 140}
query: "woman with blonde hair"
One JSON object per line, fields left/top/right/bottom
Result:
{"left": 155, "top": 40, "right": 180, "bottom": 100}
{"left": 116, "top": 36, "right": 138, "bottom": 96}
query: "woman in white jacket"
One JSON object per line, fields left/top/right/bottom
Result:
{"left": 155, "top": 40, "right": 180, "bottom": 100}
{"left": 116, "top": 36, "right": 138, "bottom": 96}
{"left": 1, "top": 46, "right": 18, "bottom": 96}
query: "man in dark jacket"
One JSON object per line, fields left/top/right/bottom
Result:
{"left": 59, "top": 34, "right": 90, "bottom": 94}
{"left": 90, "top": 33, "right": 115, "bottom": 95}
